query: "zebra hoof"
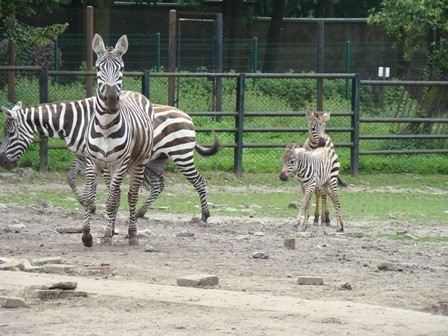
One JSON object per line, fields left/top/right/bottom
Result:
{"left": 201, "top": 213, "right": 210, "bottom": 223}
{"left": 336, "top": 227, "right": 344, "bottom": 233}
{"left": 82, "top": 234, "right": 93, "bottom": 247}
{"left": 129, "top": 238, "right": 139, "bottom": 246}
{"left": 135, "top": 209, "right": 146, "bottom": 219}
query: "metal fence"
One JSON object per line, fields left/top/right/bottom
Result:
{"left": 2, "top": 7, "right": 431, "bottom": 80}
{"left": 1, "top": 66, "right": 447, "bottom": 177}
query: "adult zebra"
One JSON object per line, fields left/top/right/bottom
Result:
{"left": 302, "top": 110, "right": 346, "bottom": 227}
{"left": 81, "top": 33, "right": 155, "bottom": 247}
{"left": 279, "top": 143, "right": 344, "bottom": 232}
{"left": 1, "top": 100, "right": 219, "bottom": 224}
{"left": 69, "top": 103, "right": 219, "bottom": 222}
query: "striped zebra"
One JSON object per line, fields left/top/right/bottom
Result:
{"left": 302, "top": 110, "right": 346, "bottom": 226}
{"left": 279, "top": 143, "right": 344, "bottom": 232}
{"left": 80, "top": 34, "right": 155, "bottom": 247}
{"left": 69, "top": 104, "right": 219, "bottom": 222}
{"left": 0, "top": 100, "right": 219, "bottom": 224}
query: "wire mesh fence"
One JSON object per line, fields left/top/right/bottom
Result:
{"left": 1, "top": 6, "right": 433, "bottom": 79}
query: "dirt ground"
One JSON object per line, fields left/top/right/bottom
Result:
{"left": 1, "top": 172, "right": 448, "bottom": 335}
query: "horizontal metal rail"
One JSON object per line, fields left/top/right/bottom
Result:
{"left": 360, "top": 149, "right": 448, "bottom": 155}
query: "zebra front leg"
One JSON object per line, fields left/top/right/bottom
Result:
{"left": 127, "top": 166, "right": 145, "bottom": 246}
{"left": 102, "top": 171, "right": 124, "bottom": 246}
{"left": 321, "top": 194, "right": 330, "bottom": 226}
{"left": 82, "top": 165, "right": 98, "bottom": 247}
{"left": 136, "top": 167, "right": 164, "bottom": 219}
{"left": 296, "top": 187, "right": 314, "bottom": 232}
{"left": 313, "top": 189, "right": 321, "bottom": 225}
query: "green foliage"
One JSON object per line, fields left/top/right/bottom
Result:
{"left": 368, "top": 0, "right": 448, "bottom": 77}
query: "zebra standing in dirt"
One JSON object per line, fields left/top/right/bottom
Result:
{"left": 0, "top": 101, "right": 219, "bottom": 224}
{"left": 303, "top": 110, "right": 346, "bottom": 227}
{"left": 82, "top": 34, "right": 154, "bottom": 247}
{"left": 279, "top": 143, "right": 344, "bottom": 232}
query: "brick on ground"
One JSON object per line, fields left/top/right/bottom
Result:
{"left": 297, "top": 276, "right": 324, "bottom": 285}
{"left": 177, "top": 274, "right": 219, "bottom": 287}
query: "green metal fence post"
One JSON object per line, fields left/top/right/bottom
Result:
{"left": 252, "top": 37, "right": 258, "bottom": 87}
{"left": 350, "top": 73, "right": 360, "bottom": 178}
{"left": 234, "top": 73, "right": 245, "bottom": 178}
{"left": 54, "top": 34, "right": 59, "bottom": 83}
{"left": 156, "top": 32, "right": 161, "bottom": 72}
{"left": 39, "top": 67, "right": 49, "bottom": 173}
{"left": 345, "top": 41, "right": 351, "bottom": 99}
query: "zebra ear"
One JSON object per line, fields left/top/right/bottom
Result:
{"left": 306, "top": 109, "right": 313, "bottom": 120}
{"left": 115, "top": 35, "right": 128, "bottom": 57}
{"left": 92, "top": 33, "right": 106, "bottom": 58}
{"left": 1, "top": 106, "right": 19, "bottom": 120}
{"left": 12, "top": 101, "right": 22, "bottom": 111}
{"left": 321, "top": 111, "right": 331, "bottom": 122}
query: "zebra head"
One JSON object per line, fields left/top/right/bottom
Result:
{"left": 92, "top": 34, "right": 128, "bottom": 112}
{"left": 279, "top": 143, "right": 305, "bottom": 181}
{"left": 0, "top": 102, "right": 33, "bottom": 170}
{"left": 306, "top": 110, "right": 330, "bottom": 147}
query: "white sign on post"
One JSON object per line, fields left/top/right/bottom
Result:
{"left": 378, "top": 66, "right": 390, "bottom": 78}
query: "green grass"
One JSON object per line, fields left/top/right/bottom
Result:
{"left": 0, "top": 173, "right": 446, "bottom": 226}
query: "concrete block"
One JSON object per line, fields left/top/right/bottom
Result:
{"left": 177, "top": 274, "right": 219, "bottom": 287}
{"left": 297, "top": 276, "right": 324, "bottom": 285}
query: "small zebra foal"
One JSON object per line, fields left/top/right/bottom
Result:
{"left": 303, "top": 110, "right": 346, "bottom": 226}
{"left": 279, "top": 143, "right": 344, "bottom": 232}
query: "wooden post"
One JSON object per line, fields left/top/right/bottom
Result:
{"left": 316, "top": 21, "right": 324, "bottom": 111}
{"left": 350, "top": 74, "right": 360, "bottom": 178}
{"left": 7, "top": 13, "right": 16, "bottom": 103}
{"left": 215, "top": 13, "right": 223, "bottom": 119}
{"left": 168, "top": 9, "right": 177, "bottom": 106}
{"left": 234, "top": 73, "right": 245, "bottom": 178}
{"left": 86, "top": 6, "right": 94, "bottom": 98}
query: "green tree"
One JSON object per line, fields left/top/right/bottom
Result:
{"left": 1, "top": 0, "right": 68, "bottom": 46}
{"left": 367, "top": 0, "right": 448, "bottom": 80}
{"left": 367, "top": 0, "right": 448, "bottom": 139}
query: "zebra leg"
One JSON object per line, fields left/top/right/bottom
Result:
{"left": 127, "top": 165, "right": 146, "bottom": 246}
{"left": 102, "top": 169, "right": 125, "bottom": 246}
{"left": 177, "top": 165, "right": 210, "bottom": 223}
{"left": 67, "top": 156, "right": 85, "bottom": 206}
{"left": 136, "top": 166, "right": 165, "bottom": 219}
{"left": 313, "top": 189, "right": 320, "bottom": 225}
{"left": 296, "top": 187, "right": 314, "bottom": 232}
{"left": 82, "top": 164, "right": 98, "bottom": 247}
{"left": 321, "top": 194, "right": 330, "bottom": 226}
{"left": 329, "top": 189, "right": 344, "bottom": 232}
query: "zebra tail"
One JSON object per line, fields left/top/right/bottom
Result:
{"left": 194, "top": 130, "right": 220, "bottom": 157}
{"left": 337, "top": 176, "right": 348, "bottom": 188}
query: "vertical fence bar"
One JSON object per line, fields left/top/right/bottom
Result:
{"left": 345, "top": 41, "right": 351, "bottom": 99}
{"left": 168, "top": 10, "right": 177, "bottom": 106}
{"left": 215, "top": 13, "right": 223, "bottom": 118}
{"left": 86, "top": 6, "right": 94, "bottom": 97}
{"left": 252, "top": 37, "right": 258, "bottom": 87}
{"left": 316, "top": 21, "right": 324, "bottom": 111}
{"left": 142, "top": 70, "right": 151, "bottom": 99}
{"left": 54, "top": 34, "right": 59, "bottom": 83}
{"left": 7, "top": 13, "right": 15, "bottom": 103}
{"left": 156, "top": 32, "right": 161, "bottom": 72}
{"left": 350, "top": 74, "right": 360, "bottom": 178}
{"left": 234, "top": 73, "right": 245, "bottom": 178}
{"left": 39, "top": 68, "right": 49, "bottom": 173}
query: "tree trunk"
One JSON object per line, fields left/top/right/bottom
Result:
{"left": 262, "top": 0, "right": 285, "bottom": 72}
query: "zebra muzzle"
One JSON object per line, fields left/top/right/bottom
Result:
{"left": 279, "top": 171, "right": 289, "bottom": 181}
{"left": 0, "top": 152, "right": 18, "bottom": 170}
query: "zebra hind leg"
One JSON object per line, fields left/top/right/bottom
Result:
{"left": 328, "top": 189, "right": 344, "bottom": 232}
{"left": 136, "top": 166, "right": 165, "bottom": 219}
{"left": 321, "top": 194, "right": 330, "bottom": 226}
{"left": 178, "top": 166, "right": 210, "bottom": 223}
{"left": 296, "top": 187, "right": 314, "bottom": 232}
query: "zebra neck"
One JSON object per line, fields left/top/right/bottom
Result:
{"left": 93, "top": 98, "right": 123, "bottom": 135}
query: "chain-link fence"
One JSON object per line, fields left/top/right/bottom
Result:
{"left": 1, "top": 67, "right": 447, "bottom": 176}
{"left": 1, "top": 6, "right": 433, "bottom": 79}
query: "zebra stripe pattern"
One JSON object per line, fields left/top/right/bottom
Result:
{"left": 0, "top": 100, "right": 219, "bottom": 223}
{"left": 302, "top": 110, "right": 333, "bottom": 226}
{"left": 82, "top": 34, "right": 154, "bottom": 247}
{"left": 279, "top": 143, "right": 344, "bottom": 232}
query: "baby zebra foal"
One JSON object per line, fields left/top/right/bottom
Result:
{"left": 279, "top": 143, "right": 344, "bottom": 232}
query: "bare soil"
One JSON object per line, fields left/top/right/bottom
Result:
{"left": 1, "top": 173, "right": 448, "bottom": 335}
